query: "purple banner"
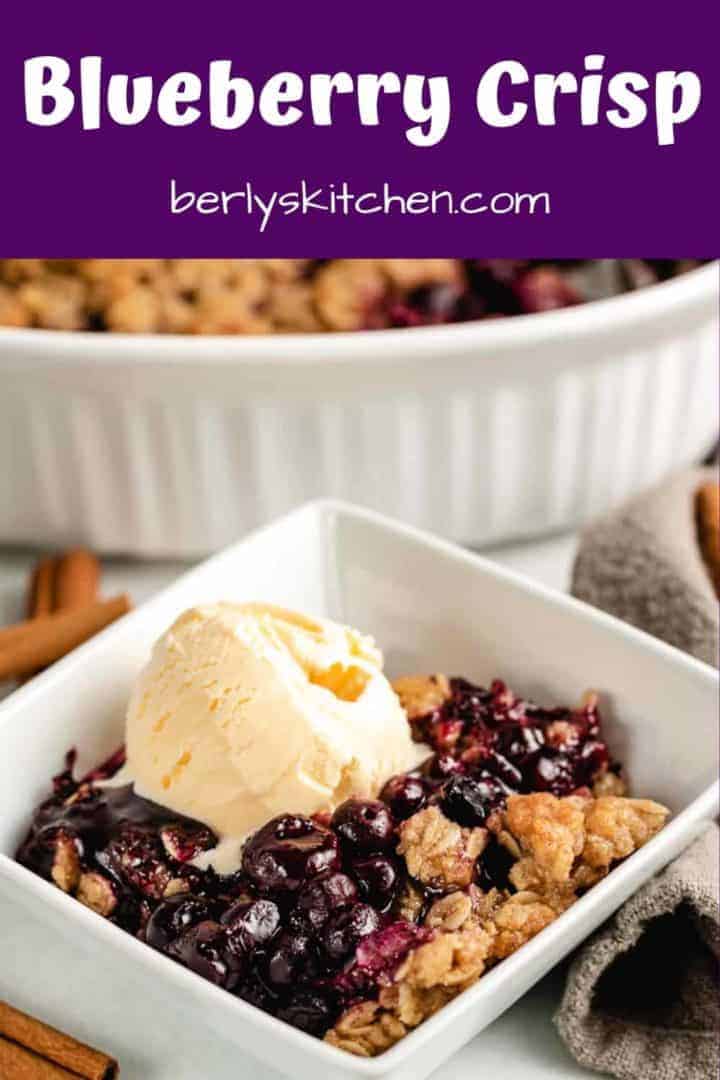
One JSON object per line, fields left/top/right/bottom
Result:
{"left": 1, "top": 1, "right": 717, "bottom": 255}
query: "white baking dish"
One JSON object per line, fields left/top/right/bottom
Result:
{"left": 0, "top": 501, "right": 717, "bottom": 1080}
{"left": 1, "top": 264, "right": 717, "bottom": 557}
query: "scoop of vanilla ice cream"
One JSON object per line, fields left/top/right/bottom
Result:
{"left": 125, "top": 603, "right": 419, "bottom": 849}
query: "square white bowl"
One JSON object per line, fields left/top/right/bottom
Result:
{"left": 0, "top": 500, "right": 717, "bottom": 1080}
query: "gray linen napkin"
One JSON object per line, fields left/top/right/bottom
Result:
{"left": 571, "top": 467, "right": 718, "bottom": 666}
{"left": 555, "top": 826, "right": 719, "bottom": 1080}
{"left": 554, "top": 467, "right": 719, "bottom": 1079}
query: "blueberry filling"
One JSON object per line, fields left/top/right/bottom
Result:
{"left": 374, "top": 259, "right": 699, "bottom": 330}
{"left": 405, "top": 677, "right": 614, "bottom": 805}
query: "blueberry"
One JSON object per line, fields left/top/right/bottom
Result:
{"left": 294, "top": 872, "right": 358, "bottom": 932}
{"left": 323, "top": 903, "right": 382, "bottom": 963}
{"left": 475, "top": 839, "right": 515, "bottom": 892}
{"left": 276, "top": 991, "right": 335, "bottom": 1036}
{"left": 266, "top": 931, "right": 322, "bottom": 989}
{"left": 145, "top": 894, "right": 218, "bottom": 951}
{"left": 331, "top": 799, "right": 395, "bottom": 854}
{"left": 169, "top": 920, "right": 248, "bottom": 990}
{"left": 242, "top": 815, "right": 340, "bottom": 895}
{"left": 380, "top": 775, "right": 430, "bottom": 820}
{"left": 349, "top": 855, "right": 401, "bottom": 912}
{"left": 220, "top": 898, "right": 281, "bottom": 949}
{"left": 441, "top": 774, "right": 506, "bottom": 826}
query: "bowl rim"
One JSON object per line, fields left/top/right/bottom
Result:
{"left": 0, "top": 498, "right": 718, "bottom": 1077}
{"left": 0, "top": 262, "right": 716, "bottom": 368}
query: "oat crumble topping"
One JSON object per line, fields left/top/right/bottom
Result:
{"left": 0, "top": 259, "right": 703, "bottom": 334}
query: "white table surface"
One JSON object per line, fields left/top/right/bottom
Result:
{"left": 0, "top": 532, "right": 598, "bottom": 1080}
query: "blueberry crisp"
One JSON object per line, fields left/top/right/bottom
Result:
{"left": 17, "top": 673, "right": 668, "bottom": 1055}
{"left": 0, "top": 259, "right": 703, "bottom": 334}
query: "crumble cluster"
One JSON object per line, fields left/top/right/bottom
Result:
{"left": 0, "top": 259, "right": 702, "bottom": 334}
{"left": 397, "top": 805, "right": 487, "bottom": 888}
{"left": 393, "top": 674, "right": 451, "bottom": 720}
{"left": 498, "top": 791, "right": 669, "bottom": 899}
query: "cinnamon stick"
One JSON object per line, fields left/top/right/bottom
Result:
{"left": 0, "top": 1034, "right": 80, "bottom": 1078}
{"left": 0, "top": 595, "right": 131, "bottom": 681}
{"left": 0, "top": 1035, "right": 77, "bottom": 1078}
{"left": 26, "top": 557, "right": 58, "bottom": 619}
{"left": 0, "top": 1001, "right": 117, "bottom": 1078}
{"left": 21, "top": 555, "right": 58, "bottom": 682}
{"left": 22, "top": 550, "right": 100, "bottom": 682}
{"left": 54, "top": 550, "right": 101, "bottom": 611}
{"left": 696, "top": 480, "right": 720, "bottom": 597}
